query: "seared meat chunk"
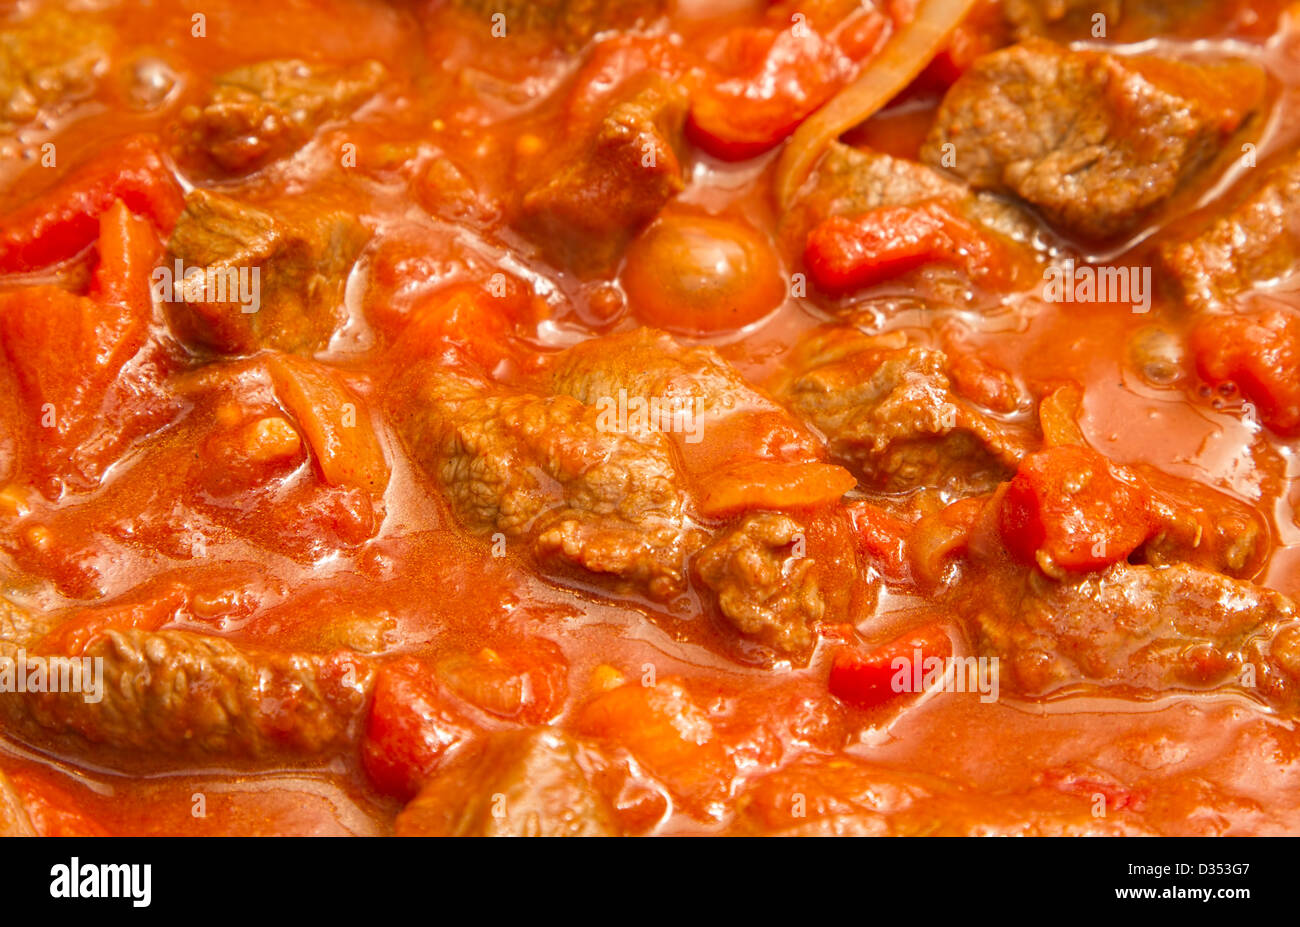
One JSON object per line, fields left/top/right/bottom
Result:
{"left": 921, "top": 40, "right": 1263, "bottom": 240}
{"left": 694, "top": 513, "right": 826, "bottom": 658}
{"left": 394, "top": 729, "right": 618, "bottom": 836}
{"left": 1004, "top": 0, "right": 1270, "bottom": 41}
{"left": 448, "top": 0, "right": 665, "bottom": 48}
{"left": 776, "top": 328, "right": 1034, "bottom": 496}
{"left": 1160, "top": 149, "right": 1300, "bottom": 310}
{"left": 1136, "top": 465, "right": 1269, "bottom": 579}
{"left": 517, "top": 76, "right": 688, "bottom": 274}
{"left": 165, "top": 189, "right": 370, "bottom": 354}
{"left": 395, "top": 368, "right": 705, "bottom": 601}
{"left": 782, "top": 142, "right": 1036, "bottom": 251}
{"left": 0, "top": 629, "right": 373, "bottom": 759}
{"left": 179, "top": 59, "right": 386, "bottom": 174}
{"left": 963, "top": 562, "right": 1300, "bottom": 704}
{"left": 552, "top": 328, "right": 822, "bottom": 464}
{"left": 0, "top": 9, "right": 110, "bottom": 131}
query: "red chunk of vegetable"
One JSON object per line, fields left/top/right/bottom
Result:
{"left": 999, "top": 445, "right": 1155, "bottom": 573}
{"left": 0, "top": 136, "right": 183, "bottom": 273}
{"left": 804, "top": 200, "right": 1004, "bottom": 293}
{"left": 264, "top": 354, "right": 390, "bottom": 494}
{"left": 828, "top": 623, "right": 954, "bottom": 710}
{"left": 575, "top": 680, "right": 733, "bottom": 816}
{"left": 5, "top": 769, "right": 111, "bottom": 837}
{"left": 390, "top": 284, "right": 534, "bottom": 377}
{"left": 845, "top": 500, "right": 912, "bottom": 583}
{"left": 0, "top": 201, "right": 178, "bottom": 493}
{"left": 435, "top": 638, "right": 568, "bottom": 724}
{"left": 38, "top": 583, "right": 188, "bottom": 657}
{"left": 687, "top": 25, "right": 850, "bottom": 161}
{"left": 699, "top": 460, "right": 857, "bottom": 518}
{"left": 1190, "top": 308, "right": 1300, "bottom": 436}
{"left": 361, "top": 658, "right": 475, "bottom": 800}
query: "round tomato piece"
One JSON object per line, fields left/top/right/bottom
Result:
{"left": 622, "top": 214, "right": 786, "bottom": 334}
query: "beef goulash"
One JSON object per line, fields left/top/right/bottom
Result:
{"left": 2, "top": 0, "right": 1300, "bottom": 836}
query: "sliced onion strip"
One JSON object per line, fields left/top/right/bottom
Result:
{"left": 774, "top": 0, "right": 979, "bottom": 210}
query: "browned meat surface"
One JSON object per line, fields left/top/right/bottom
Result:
{"left": 921, "top": 39, "right": 1264, "bottom": 240}
{"left": 448, "top": 0, "right": 665, "bottom": 48}
{"left": 1135, "top": 465, "right": 1270, "bottom": 579}
{"left": 556, "top": 328, "right": 786, "bottom": 422}
{"left": 165, "top": 189, "right": 370, "bottom": 354}
{"left": 1160, "top": 149, "right": 1300, "bottom": 310}
{"left": 394, "top": 729, "right": 619, "bottom": 836}
{"left": 393, "top": 367, "right": 706, "bottom": 602}
{"left": 516, "top": 75, "right": 688, "bottom": 274}
{"left": 551, "top": 327, "right": 823, "bottom": 463}
{"left": 178, "top": 59, "right": 387, "bottom": 174}
{"left": 961, "top": 562, "right": 1300, "bottom": 704}
{"left": 1002, "top": 0, "right": 1240, "bottom": 40}
{"left": 781, "top": 142, "right": 1037, "bottom": 251}
{"left": 694, "top": 513, "right": 827, "bottom": 659}
{"left": 775, "top": 327, "right": 1035, "bottom": 496}
{"left": 0, "top": 629, "right": 373, "bottom": 759}
{"left": 0, "top": 9, "right": 110, "bottom": 131}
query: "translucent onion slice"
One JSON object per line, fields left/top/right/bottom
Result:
{"left": 773, "top": 0, "right": 978, "bottom": 211}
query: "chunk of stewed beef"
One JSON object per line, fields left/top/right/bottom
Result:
{"left": 776, "top": 328, "right": 1035, "bottom": 496}
{"left": 551, "top": 327, "right": 824, "bottom": 466}
{"left": 516, "top": 75, "right": 688, "bottom": 274}
{"left": 781, "top": 142, "right": 1037, "bottom": 251}
{"left": 448, "top": 0, "right": 665, "bottom": 49}
{"left": 694, "top": 513, "right": 826, "bottom": 658}
{"left": 394, "top": 729, "right": 619, "bottom": 836}
{"left": 0, "top": 9, "right": 110, "bottom": 131}
{"left": 165, "top": 189, "right": 370, "bottom": 354}
{"left": 1161, "top": 149, "right": 1300, "bottom": 311}
{"left": 0, "top": 629, "right": 373, "bottom": 759}
{"left": 921, "top": 39, "right": 1263, "bottom": 240}
{"left": 962, "top": 561, "right": 1300, "bottom": 705}
{"left": 178, "top": 59, "right": 386, "bottom": 174}
{"left": 393, "top": 367, "right": 706, "bottom": 602}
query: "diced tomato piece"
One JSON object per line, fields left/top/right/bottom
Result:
{"left": 845, "top": 500, "right": 911, "bottom": 583}
{"left": 623, "top": 214, "right": 786, "bottom": 335}
{"left": 390, "top": 284, "right": 531, "bottom": 376}
{"left": 916, "top": 0, "right": 1008, "bottom": 88}
{"left": 361, "top": 658, "right": 475, "bottom": 800}
{"left": 828, "top": 623, "right": 954, "bottom": 710}
{"left": 0, "top": 201, "right": 177, "bottom": 492}
{"left": 575, "top": 680, "right": 733, "bottom": 816}
{"left": 999, "top": 445, "right": 1155, "bottom": 573}
{"left": 37, "top": 583, "right": 188, "bottom": 656}
{"left": 1190, "top": 308, "right": 1300, "bottom": 436}
{"left": 687, "top": 25, "right": 848, "bottom": 161}
{"left": 87, "top": 197, "right": 163, "bottom": 316}
{"left": 699, "top": 460, "right": 857, "bottom": 518}
{"left": 805, "top": 201, "right": 1006, "bottom": 293}
{"left": 5, "top": 769, "right": 112, "bottom": 837}
{"left": 435, "top": 638, "right": 568, "bottom": 724}
{"left": 264, "top": 354, "right": 390, "bottom": 494}
{"left": 0, "top": 136, "right": 183, "bottom": 273}
{"left": 567, "top": 34, "right": 690, "bottom": 118}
